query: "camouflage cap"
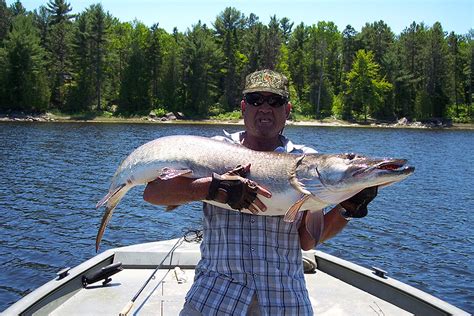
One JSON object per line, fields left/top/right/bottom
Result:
{"left": 243, "top": 69, "right": 289, "bottom": 98}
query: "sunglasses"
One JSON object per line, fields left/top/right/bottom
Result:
{"left": 244, "top": 93, "right": 288, "bottom": 108}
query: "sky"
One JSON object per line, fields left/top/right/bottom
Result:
{"left": 10, "top": 0, "right": 474, "bottom": 35}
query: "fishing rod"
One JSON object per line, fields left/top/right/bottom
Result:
{"left": 118, "top": 230, "right": 203, "bottom": 316}
{"left": 118, "top": 237, "right": 184, "bottom": 316}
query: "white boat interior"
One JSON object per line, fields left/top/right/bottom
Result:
{"left": 2, "top": 237, "right": 469, "bottom": 316}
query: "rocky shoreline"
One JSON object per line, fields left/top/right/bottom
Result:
{"left": 1, "top": 111, "right": 472, "bottom": 130}
{"left": 0, "top": 112, "right": 57, "bottom": 122}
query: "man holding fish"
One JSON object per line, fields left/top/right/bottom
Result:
{"left": 143, "top": 69, "right": 378, "bottom": 315}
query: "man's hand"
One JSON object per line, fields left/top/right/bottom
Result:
{"left": 206, "top": 164, "right": 271, "bottom": 214}
{"left": 339, "top": 186, "right": 378, "bottom": 218}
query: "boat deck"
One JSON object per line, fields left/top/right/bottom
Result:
{"left": 3, "top": 238, "right": 468, "bottom": 316}
{"left": 52, "top": 266, "right": 411, "bottom": 315}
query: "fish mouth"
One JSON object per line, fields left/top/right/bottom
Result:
{"left": 354, "top": 159, "right": 415, "bottom": 177}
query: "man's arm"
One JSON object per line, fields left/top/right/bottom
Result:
{"left": 299, "top": 206, "right": 348, "bottom": 251}
{"left": 143, "top": 177, "right": 211, "bottom": 206}
{"left": 143, "top": 165, "right": 271, "bottom": 213}
{"left": 299, "top": 187, "right": 378, "bottom": 250}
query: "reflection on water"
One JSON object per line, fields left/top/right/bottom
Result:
{"left": 0, "top": 122, "right": 473, "bottom": 312}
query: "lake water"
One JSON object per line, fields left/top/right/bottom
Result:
{"left": 0, "top": 122, "right": 473, "bottom": 313}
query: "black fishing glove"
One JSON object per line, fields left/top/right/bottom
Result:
{"left": 340, "top": 186, "right": 378, "bottom": 218}
{"left": 206, "top": 165, "right": 258, "bottom": 210}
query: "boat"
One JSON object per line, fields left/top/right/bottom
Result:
{"left": 2, "top": 232, "right": 469, "bottom": 316}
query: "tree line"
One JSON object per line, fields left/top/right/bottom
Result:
{"left": 0, "top": 0, "right": 472, "bottom": 122}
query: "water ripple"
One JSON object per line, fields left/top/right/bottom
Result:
{"left": 0, "top": 122, "right": 472, "bottom": 312}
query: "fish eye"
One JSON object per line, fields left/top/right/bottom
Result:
{"left": 345, "top": 153, "right": 356, "bottom": 160}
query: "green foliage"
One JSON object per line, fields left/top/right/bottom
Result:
{"left": 359, "top": 20, "right": 394, "bottom": 69}
{"left": 0, "top": 3, "right": 471, "bottom": 124}
{"left": 1, "top": 15, "right": 50, "bottom": 111}
{"left": 214, "top": 7, "right": 245, "bottom": 111}
{"left": 160, "top": 29, "right": 183, "bottom": 112}
{"left": 209, "top": 110, "right": 241, "bottom": 120}
{"left": 151, "top": 107, "right": 166, "bottom": 117}
{"left": 181, "top": 21, "right": 223, "bottom": 116}
{"left": 118, "top": 21, "right": 152, "bottom": 114}
{"left": 345, "top": 49, "right": 392, "bottom": 121}
{"left": 65, "top": 10, "right": 93, "bottom": 112}
{"left": 46, "top": 0, "right": 73, "bottom": 24}
{"left": 445, "top": 103, "right": 473, "bottom": 123}
{"left": 45, "top": 0, "right": 74, "bottom": 109}
{"left": 419, "top": 22, "right": 450, "bottom": 119}
{"left": 9, "top": 0, "right": 26, "bottom": 16}
{"left": 0, "top": 0, "right": 12, "bottom": 41}
{"left": 331, "top": 93, "right": 344, "bottom": 119}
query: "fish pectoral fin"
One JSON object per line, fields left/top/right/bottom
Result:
{"left": 165, "top": 205, "right": 180, "bottom": 211}
{"left": 158, "top": 168, "right": 193, "bottom": 180}
{"left": 96, "top": 184, "right": 126, "bottom": 209}
{"left": 284, "top": 194, "right": 310, "bottom": 223}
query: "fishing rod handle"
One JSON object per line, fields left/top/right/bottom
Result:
{"left": 119, "top": 301, "right": 134, "bottom": 316}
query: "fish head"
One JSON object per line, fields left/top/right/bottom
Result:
{"left": 319, "top": 153, "right": 414, "bottom": 188}
{"left": 303, "top": 153, "right": 414, "bottom": 204}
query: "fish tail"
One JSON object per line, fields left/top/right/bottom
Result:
{"left": 95, "top": 184, "right": 128, "bottom": 252}
{"left": 96, "top": 184, "right": 126, "bottom": 209}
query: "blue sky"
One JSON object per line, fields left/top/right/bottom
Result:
{"left": 11, "top": 0, "right": 474, "bottom": 34}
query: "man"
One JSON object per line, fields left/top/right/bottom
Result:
{"left": 143, "top": 69, "right": 377, "bottom": 315}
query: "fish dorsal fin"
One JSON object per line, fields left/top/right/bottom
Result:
{"left": 284, "top": 194, "right": 310, "bottom": 222}
{"left": 158, "top": 168, "right": 193, "bottom": 180}
{"left": 289, "top": 155, "right": 311, "bottom": 195}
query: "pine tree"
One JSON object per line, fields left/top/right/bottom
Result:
{"left": 447, "top": 32, "right": 464, "bottom": 116}
{"left": 32, "top": 6, "right": 50, "bottom": 47}
{"left": 0, "top": 0, "right": 12, "bottom": 42}
{"left": 279, "top": 17, "right": 293, "bottom": 45}
{"left": 359, "top": 20, "right": 394, "bottom": 74}
{"left": 46, "top": 0, "right": 74, "bottom": 109}
{"left": 9, "top": 0, "right": 26, "bottom": 17}
{"left": 241, "top": 14, "right": 264, "bottom": 73}
{"left": 345, "top": 49, "right": 392, "bottom": 121}
{"left": 395, "top": 22, "right": 427, "bottom": 118}
{"left": 306, "top": 21, "right": 340, "bottom": 117}
{"left": 66, "top": 10, "right": 94, "bottom": 112}
{"left": 288, "top": 23, "right": 308, "bottom": 106}
{"left": 2, "top": 15, "right": 49, "bottom": 112}
{"left": 463, "top": 30, "right": 473, "bottom": 119}
{"left": 417, "top": 22, "right": 450, "bottom": 119}
{"left": 107, "top": 20, "right": 133, "bottom": 109}
{"left": 118, "top": 22, "right": 151, "bottom": 114}
{"left": 262, "top": 15, "right": 282, "bottom": 69}
{"left": 214, "top": 7, "right": 245, "bottom": 111}
{"left": 147, "top": 23, "right": 163, "bottom": 107}
{"left": 161, "top": 27, "right": 183, "bottom": 113}
{"left": 182, "top": 21, "right": 223, "bottom": 116}
{"left": 89, "top": 4, "right": 110, "bottom": 111}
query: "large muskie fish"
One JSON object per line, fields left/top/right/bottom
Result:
{"left": 96, "top": 135, "right": 414, "bottom": 251}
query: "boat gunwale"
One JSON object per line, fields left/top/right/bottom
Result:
{"left": 313, "top": 250, "right": 469, "bottom": 316}
{"left": 2, "top": 240, "right": 469, "bottom": 316}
